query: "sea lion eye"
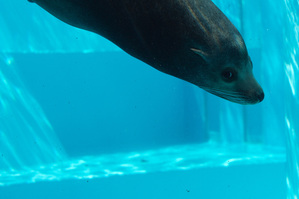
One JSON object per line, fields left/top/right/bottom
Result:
{"left": 221, "top": 68, "right": 237, "bottom": 83}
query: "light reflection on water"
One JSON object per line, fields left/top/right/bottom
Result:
{"left": 0, "top": 54, "right": 66, "bottom": 172}
{"left": 0, "top": 143, "right": 285, "bottom": 186}
{"left": 284, "top": 0, "right": 299, "bottom": 198}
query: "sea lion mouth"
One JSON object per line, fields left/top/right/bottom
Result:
{"left": 201, "top": 87, "right": 264, "bottom": 105}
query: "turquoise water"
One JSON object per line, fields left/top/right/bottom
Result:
{"left": 0, "top": 0, "right": 298, "bottom": 198}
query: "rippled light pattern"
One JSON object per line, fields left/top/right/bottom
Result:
{"left": 0, "top": 143, "right": 285, "bottom": 186}
{"left": 284, "top": 0, "right": 299, "bottom": 198}
{"left": 0, "top": 54, "right": 66, "bottom": 173}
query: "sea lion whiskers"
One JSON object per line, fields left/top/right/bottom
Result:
{"left": 201, "top": 86, "right": 250, "bottom": 103}
{"left": 202, "top": 87, "right": 244, "bottom": 97}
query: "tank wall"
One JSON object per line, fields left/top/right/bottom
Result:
{"left": 0, "top": 0, "right": 291, "bottom": 161}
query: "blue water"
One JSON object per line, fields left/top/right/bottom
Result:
{"left": 0, "top": 0, "right": 298, "bottom": 198}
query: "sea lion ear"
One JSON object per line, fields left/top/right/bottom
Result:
{"left": 190, "top": 48, "right": 210, "bottom": 63}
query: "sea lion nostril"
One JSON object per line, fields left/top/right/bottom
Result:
{"left": 258, "top": 91, "right": 264, "bottom": 102}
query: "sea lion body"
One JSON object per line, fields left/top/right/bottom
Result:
{"left": 28, "top": 0, "right": 264, "bottom": 104}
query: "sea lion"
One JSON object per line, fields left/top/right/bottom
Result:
{"left": 28, "top": 0, "right": 264, "bottom": 104}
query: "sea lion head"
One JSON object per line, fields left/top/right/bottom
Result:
{"left": 190, "top": 39, "right": 264, "bottom": 105}
{"left": 161, "top": 0, "right": 263, "bottom": 105}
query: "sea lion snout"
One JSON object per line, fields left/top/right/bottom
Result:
{"left": 256, "top": 90, "right": 264, "bottom": 102}
{"left": 238, "top": 78, "right": 264, "bottom": 104}
{"left": 199, "top": 63, "right": 264, "bottom": 105}
{"left": 244, "top": 69, "right": 264, "bottom": 104}
{"left": 244, "top": 88, "right": 264, "bottom": 104}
